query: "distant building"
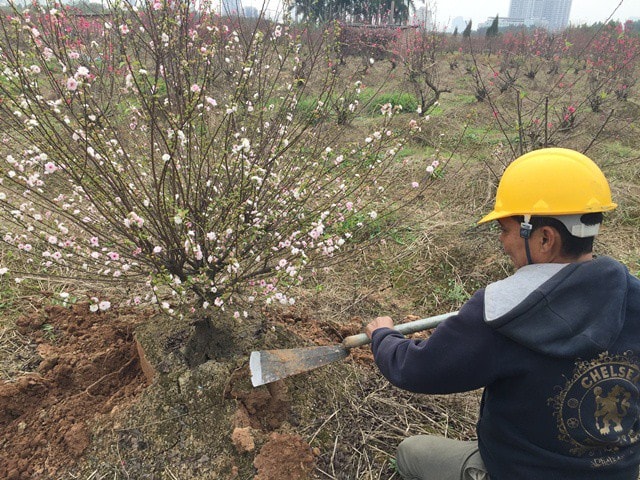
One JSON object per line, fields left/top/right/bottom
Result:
{"left": 221, "top": 0, "right": 241, "bottom": 16}
{"left": 244, "top": 5, "right": 259, "bottom": 17}
{"left": 219, "top": 0, "right": 259, "bottom": 17}
{"left": 478, "top": 16, "right": 526, "bottom": 30}
{"left": 411, "top": 6, "right": 434, "bottom": 29}
{"left": 450, "top": 16, "right": 468, "bottom": 34}
{"left": 509, "top": 0, "right": 543, "bottom": 20}
{"left": 508, "top": 0, "right": 572, "bottom": 31}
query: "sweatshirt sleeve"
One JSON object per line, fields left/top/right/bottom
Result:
{"left": 370, "top": 289, "right": 508, "bottom": 394}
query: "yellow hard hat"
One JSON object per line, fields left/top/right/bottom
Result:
{"left": 478, "top": 147, "right": 617, "bottom": 225}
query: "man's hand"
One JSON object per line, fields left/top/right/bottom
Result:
{"left": 365, "top": 316, "right": 395, "bottom": 339}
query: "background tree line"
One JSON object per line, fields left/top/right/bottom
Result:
{"left": 287, "top": 0, "right": 415, "bottom": 24}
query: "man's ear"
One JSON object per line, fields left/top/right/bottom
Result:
{"left": 538, "top": 226, "right": 559, "bottom": 252}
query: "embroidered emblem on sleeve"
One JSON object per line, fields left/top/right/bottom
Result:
{"left": 548, "top": 351, "right": 640, "bottom": 458}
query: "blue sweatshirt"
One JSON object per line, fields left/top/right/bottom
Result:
{"left": 371, "top": 256, "right": 640, "bottom": 479}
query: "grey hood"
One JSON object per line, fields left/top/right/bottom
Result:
{"left": 484, "top": 256, "right": 630, "bottom": 358}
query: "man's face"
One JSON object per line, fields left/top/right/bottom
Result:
{"left": 497, "top": 217, "right": 530, "bottom": 268}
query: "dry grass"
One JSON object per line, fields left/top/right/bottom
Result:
{"left": 300, "top": 363, "right": 481, "bottom": 479}
{"left": 0, "top": 326, "right": 38, "bottom": 380}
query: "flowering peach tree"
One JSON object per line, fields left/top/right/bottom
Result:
{"left": 0, "top": 0, "right": 432, "bottom": 318}
{"left": 392, "top": 28, "right": 450, "bottom": 114}
{"left": 583, "top": 22, "right": 639, "bottom": 111}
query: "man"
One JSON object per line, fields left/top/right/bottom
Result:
{"left": 366, "top": 148, "right": 640, "bottom": 479}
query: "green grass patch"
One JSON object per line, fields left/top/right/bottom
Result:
{"left": 295, "top": 89, "right": 420, "bottom": 122}
{"left": 394, "top": 146, "right": 422, "bottom": 161}
{"left": 601, "top": 141, "right": 640, "bottom": 164}
{"left": 333, "top": 209, "right": 418, "bottom": 246}
{"left": 360, "top": 90, "right": 419, "bottom": 115}
{"left": 448, "top": 93, "right": 479, "bottom": 106}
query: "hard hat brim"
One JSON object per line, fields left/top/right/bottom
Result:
{"left": 477, "top": 203, "right": 618, "bottom": 225}
{"left": 477, "top": 210, "right": 505, "bottom": 225}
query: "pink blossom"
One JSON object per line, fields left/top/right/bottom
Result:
{"left": 411, "top": 181, "right": 419, "bottom": 188}
{"left": 75, "top": 66, "right": 89, "bottom": 78}
{"left": 44, "top": 162, "right": 58, "bottom": 174}
{"left": 66, "top": 77, "right": 78, "bottom": 91}
{"left": 107, "top": 251, "right": 120, "bottom": 261}
{"left": 190, "top": 84, "right": 201, "bottom": 93}
{"left": 153, "top": 1, "right": 162, "bottom": 9}
{"left": 90, "top": 236, "right": 99, "bottom": 247}
{"left": 309, "top": 226, "right": 323, "bottom": 239}
{"left": 119, "top": 24, "right": 129, "bottom": 35}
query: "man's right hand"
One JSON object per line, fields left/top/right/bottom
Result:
{"left": 365, "top": 316, "right": 395, "bottom": 339}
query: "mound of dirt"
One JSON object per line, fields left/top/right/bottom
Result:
{"left": 0, "top": 304, "right": 149, "bottom": 479}
{"left": 41, "top": 307, "right": 318, "bottom": 478}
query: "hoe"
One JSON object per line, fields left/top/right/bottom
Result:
{"left": 250, "top": 311, "right": 458, "bottom": 386}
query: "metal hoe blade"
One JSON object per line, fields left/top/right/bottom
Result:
{"left": 250, "top": 311, "right": 458, "bottom": 387}
{"left": 250, "top": 345, "right": 349, "bottom": 387}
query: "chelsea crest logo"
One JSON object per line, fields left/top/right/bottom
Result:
{"left": 549, "top": 351, "right": 640, "bottom": 457}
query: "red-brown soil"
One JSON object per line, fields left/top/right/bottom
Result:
{"left": 0, "top": 304, "right": 351, "bottom": 479}
{"left": 0, "top": 304, "right": 149, "bottom": 479}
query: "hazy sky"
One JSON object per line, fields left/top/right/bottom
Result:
{"left": 429, "top": 0, "right": 640, "bottom": 29}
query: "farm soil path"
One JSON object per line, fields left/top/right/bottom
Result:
{"left": 0, "top": 305, "right": 364, "bottom": 479}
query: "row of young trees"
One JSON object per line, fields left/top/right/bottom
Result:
{"left": 338, "top": 20, "right": 638, "bottom": 119}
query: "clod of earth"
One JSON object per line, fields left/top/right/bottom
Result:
{"left": 253, "top": 432, "right": 316, "bottom": 480}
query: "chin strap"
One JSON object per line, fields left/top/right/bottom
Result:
{"left": 520, "top": 214, "right": 534, "bottom": 265}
